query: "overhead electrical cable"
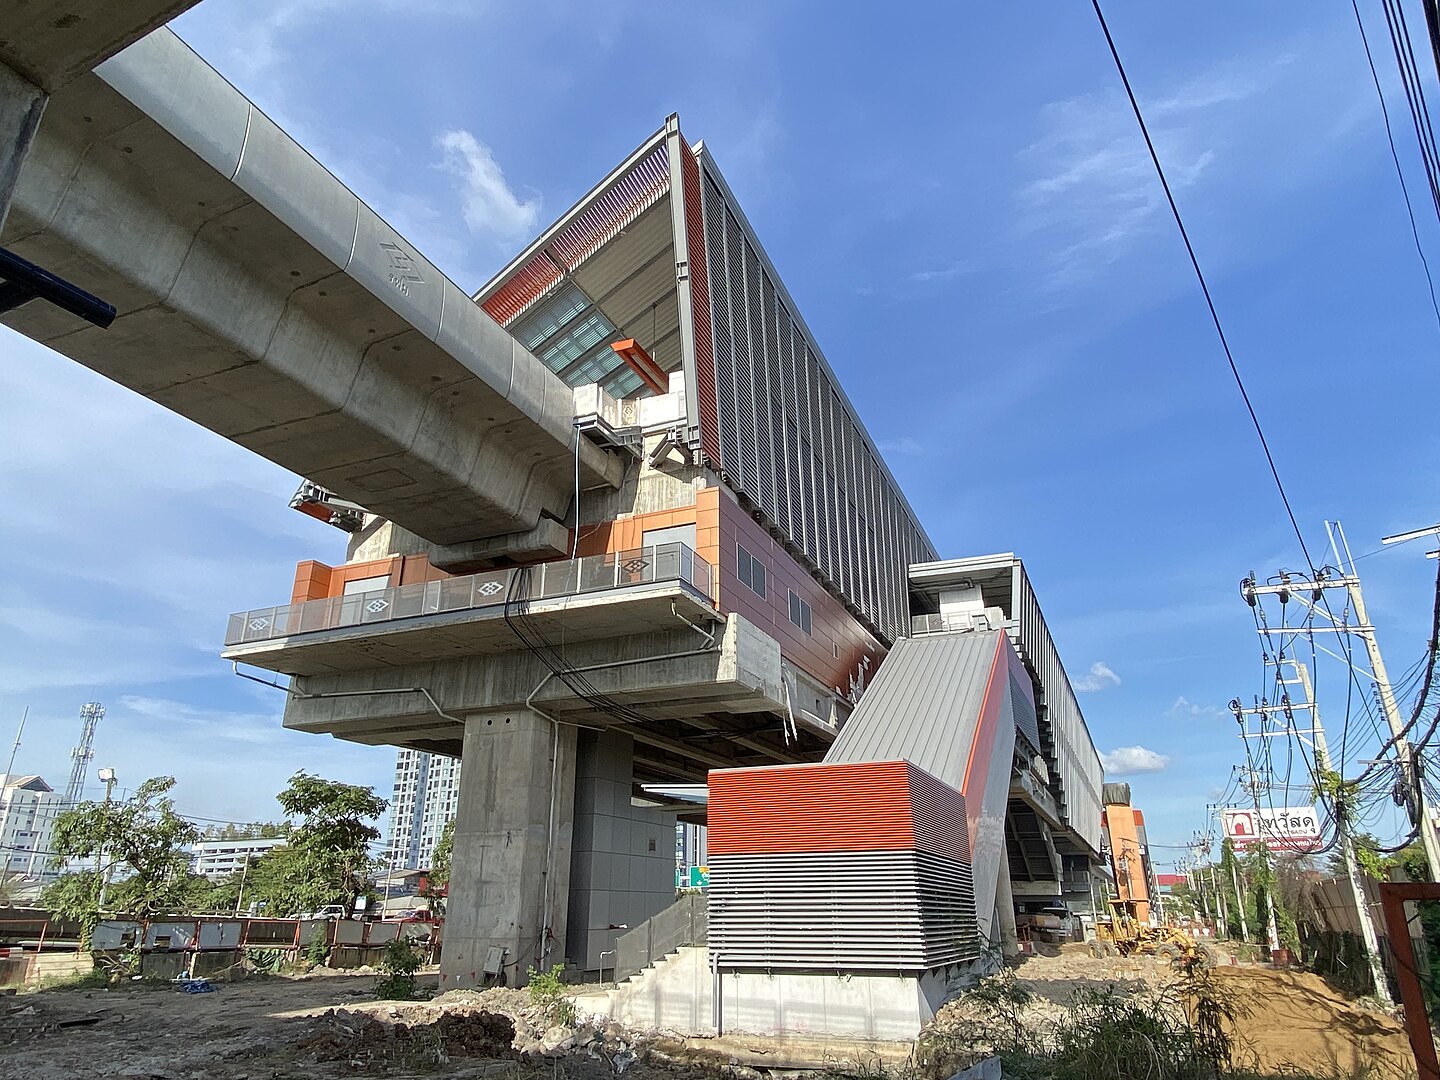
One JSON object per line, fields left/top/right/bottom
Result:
{"left": 1090, "top": 0, "right": 1319, "bottom": 579}
{"left": 1351, "top": 0, "right": 1440, "bottom": 328}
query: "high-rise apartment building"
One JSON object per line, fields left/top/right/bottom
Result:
{"left": 385, "top": 749, "right": 461, "bottom": 872}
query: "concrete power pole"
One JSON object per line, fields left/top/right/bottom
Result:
{"left": 1209, "top": 862, "right": 1228, "bottom": 937}
{"left": 1238, "top": 766, "right": 1282, "bottom": 956}
{"left": 1241, "top": 528, "right": 1440, "bottom": 883}
{"left": 1288, "top": 659, "right": 1391, "bottom": 1003}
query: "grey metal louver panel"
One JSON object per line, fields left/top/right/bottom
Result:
{"left": 745, "top": 251, "right": 775, "bottom": 515}
{"left": 725, "top": 211, "right": 754, "bottom": 493}
{"left": 1008, "top": 563, "right": 1104, "bottom": 852}
{"left": 695, "top": 153, "right": 944, "bottom": 641}
{"left": 702, "top": 177, "right": 740, "bottom": 481}
{"left": 709, "top": 850, "right": 979, "bottom": 971}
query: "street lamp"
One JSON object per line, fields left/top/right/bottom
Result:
{"left": 95, "top": 768, "right": 117, "bottom": 911}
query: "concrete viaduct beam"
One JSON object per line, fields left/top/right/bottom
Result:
{"left": 2, "top": 2, "right": 205, "bottom": 231}
{"left": 2, "top": 29, "right": 623, "bottom": 550}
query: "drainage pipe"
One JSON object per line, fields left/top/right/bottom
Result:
{"left": 231, "top": 661, "right": 464, "bottom": 724}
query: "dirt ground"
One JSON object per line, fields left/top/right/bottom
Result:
{"left": 954, "top": 948, "right": 1419, "bottom": 1079}
{"left": 0, "top": 971, "right": 670, "bottom": 1080}
{"left": 0, "top": 954, "right": 1424, "bottom": 1080}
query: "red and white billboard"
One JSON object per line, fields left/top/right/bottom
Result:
{"left": 1221, "top": 806, "right": 1322, "bottom": 853}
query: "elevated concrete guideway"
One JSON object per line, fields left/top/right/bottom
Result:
{"left": 1, "top": 28, "right": 624, "bottom": 552}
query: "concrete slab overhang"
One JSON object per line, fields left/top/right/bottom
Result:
{"left": 1, "top": 28, "right": 623, "bottom": 548}
{"left": 3, "top": 2, "right": 202, "bottom": 91}
{"left": 223, "top": 579, "right": 718, "bottom": 678}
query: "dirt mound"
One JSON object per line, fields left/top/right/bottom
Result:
{"left": 287, "top": 1007, "right": 517, "bottom": 1070}
{"left": 1213, "top": 968, "right": 1415, "bottom": 1080}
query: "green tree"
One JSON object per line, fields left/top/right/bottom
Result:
{"left": 246, "top": 773, "right": 386, "bottom": 917}
{"left": 45, "top": 777, "right": 199, "bottom": 926}
{"left": 423, "top": 818, "right": 455, "bottom": 914}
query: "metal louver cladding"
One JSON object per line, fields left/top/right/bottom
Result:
{"left": 481, "top": 140, "right": 671, "bottom": 327}
{"left": 678, "top": 142, "right": 720, "bottom": 464}
{"left": 706, "top": 760, "right": 979, "bottom": 972}
{"left": 708, "top": 851, "right": 978, "bottom": 969}
{"left": 695, "top": 150, "right": 938, "bottom": 644}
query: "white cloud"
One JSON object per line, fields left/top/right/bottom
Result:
{"left": 1166, "top": 695, "right": 1224, "bottom": 720}
{"left": 1013, "top": 41, "right": 1339, "bottom": 293}
{"left": 1101, "top": 745, "right": 1171, "bottom": 776}
{"left": 1073, "top": 661, "right": 1122, "bottom": 692}
{"left": 437, "top": 129, "right": 541, "bottom": 241}
{"left": 909, "top": 260, "right": 977, "bottom": 285}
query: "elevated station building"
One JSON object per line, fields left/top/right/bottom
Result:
{"left": 0, "top": 22, "right": 1104, "bottom": 1015}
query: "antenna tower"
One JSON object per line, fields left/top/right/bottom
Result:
{"left": 64, "top": 702, "right": 104, "bottom": 805}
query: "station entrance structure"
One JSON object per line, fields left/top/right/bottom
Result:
{"left": 1, "top": 21, "right": 1104, "bottom": 1006}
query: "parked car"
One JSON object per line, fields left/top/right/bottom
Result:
{"left": 382, "top": 908, "right": 434, "bottom": 921}
{"left": 304, "top": 904, "right": 348, "bottom": 920}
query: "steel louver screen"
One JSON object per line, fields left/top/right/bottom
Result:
{"left": 707, "top": 760, "right": 980, "bottom": 971}
{"left": 696, "top": 162, "right": 937, "bottom": 644}
{"left": 483, "top": 142, "right": 671, "bottom": 327}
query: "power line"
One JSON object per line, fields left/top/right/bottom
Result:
{"left": 1351, "top": 0, "right": 1440, "bottom": 329}
{"left": 1089, "top": 0, "right": 1316, "bottom": 572}
{"left": 1382, "top": 0, "right": 1440, "bottom": 222}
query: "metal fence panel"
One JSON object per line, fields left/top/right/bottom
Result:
{"left": 197, "top": 921, "right": 243, "bottom": 949}
{"left": 612, "top": 894, "right": 708, "bottom": 982}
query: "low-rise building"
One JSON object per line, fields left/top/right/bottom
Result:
{"left": 0, "top": 776, "right": 66, "bottom": 885}
{"left": 189, "top": 837, "right": 286, "bottom": 879}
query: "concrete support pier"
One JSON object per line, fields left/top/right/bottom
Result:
{"left": 440, "top": 709, "right": 577, "bottom": 989}
{"left": 0, "top": 65, "right": 45, "bottom": 232}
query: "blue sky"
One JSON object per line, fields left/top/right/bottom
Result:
{"left": 2, "top": 1, "right": 1438, "bottom": 862}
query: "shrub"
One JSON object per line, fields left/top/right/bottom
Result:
{"left": 375, "top": 937, "right": 425, "bottom": 1000}
{"left": 303, "top": 924, "right": 330, "bottom": 968}
{"left": 526, "top": 963, "right": 576, "bottom": 1027}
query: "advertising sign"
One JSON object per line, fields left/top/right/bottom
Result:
{"left": 1221, "top": 806, "right": 1322, "bottom": 853}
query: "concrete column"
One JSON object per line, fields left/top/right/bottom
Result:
{"left": 439, "top": 708, "right": 577, "bottom": 989}
{"left": 0, "top": 65, "right": 47, "bottom": 234}
{"left": 994, "top": 858, "right": 1020, "bottom": 959}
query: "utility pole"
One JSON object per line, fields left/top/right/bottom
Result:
{"left": 1237, "top": 765, "right": 1282, "bottom": 956}
{"left": 1228, "top": 850, "right": 1251, "bottom": 944}
{"left": 1214, "top": 803, "right": 1252, "bottom": 943}
{"left": 235, "top": 850, "right": 252, "bottom": 916}
{"left": 1209, "top": 862, "right": 1228, "bottom": 938}
{"left": 95, "top": 768, "right": 117, "bottom": 912}
{"left": 1240, "top": 523, "right": 1440, "bottom": 880}
{"left": 1286, "top": 658, "right": 1391, "bottom": 1002}
{"left": 0, "top": 707, "right": 28, "bottom": 876}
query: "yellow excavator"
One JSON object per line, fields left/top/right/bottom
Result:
{"left": 1091, "top": 785, "right": 1217, "bottom": 966}
{"left": 1091, "top": 900, "right": 1218, "bottom": 965}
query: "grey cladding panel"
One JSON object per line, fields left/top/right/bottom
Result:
{"left": 825, "top": 631, "right": 1003, "bottom": 792}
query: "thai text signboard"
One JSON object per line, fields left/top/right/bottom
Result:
{"left": 1221, "top": 806, "right": 1322, "bottom": 852}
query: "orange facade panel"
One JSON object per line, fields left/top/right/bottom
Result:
{"left": 715, "top": 491, "right": 886, "bottom": 693}
{"left": 707, "top": 760, "right": 968, "bottom": 864}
